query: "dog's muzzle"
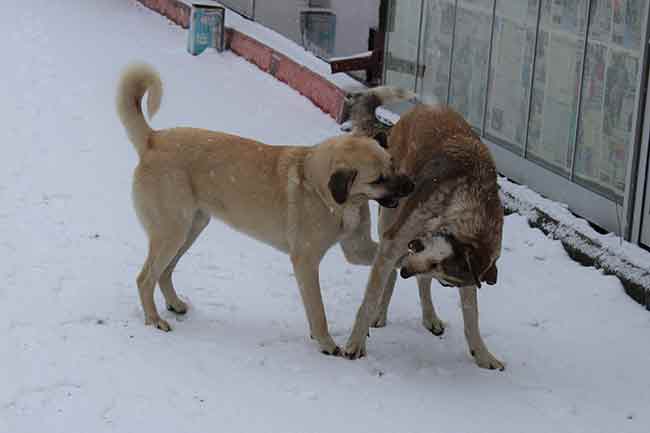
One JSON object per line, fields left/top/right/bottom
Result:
{"left": 390, "top": 175, "right": 415, "bottom": 197}
{"left": 376, "top": 175, "right": 414, "bottom": 208}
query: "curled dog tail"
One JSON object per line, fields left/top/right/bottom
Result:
{"left": 116, "top": 63, "right": 163, "bottom": 158}
{"left": 346, "top": 86, "right": 416, "bottom": 137}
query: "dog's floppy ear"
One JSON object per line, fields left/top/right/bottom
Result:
{"left": 373, "top": 131, "right": 388, "bottom": 149}
{"left": 328, "top": 169, "right": 357, "bottom": 204}
{"left": 483, "top": 262, "right": 498, "bottom": 285}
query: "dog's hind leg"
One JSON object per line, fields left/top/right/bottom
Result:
{"left": 158, "top": 210, "right": 210, "bottom": 314}
{"left": 137, "top": 229, "right": 189, "bottom": 331}
{"left": 417, "top": 276, "right": 445, "bottom": 336}
{"left": 133, "top": 170, "right": 196, "bottom": 332}
{"left": 459, "top": 286, "right": 504, "bottom": 370}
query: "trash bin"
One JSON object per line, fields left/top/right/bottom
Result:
{"left": 187, "top": 3, "right": 226, "bottom": 56}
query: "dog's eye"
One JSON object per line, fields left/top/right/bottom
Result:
{"left": 371, "top": 175, "right": 386, "bottom": 185}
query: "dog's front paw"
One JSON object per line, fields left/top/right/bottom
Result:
{"left": 313, "top": 334, "right": 341, "bottom": 356}
{"left": 422, "top": 316, "right": 445, "bottom": 336}
{"left": 343, "top": 339, "right": 367, "bottom": 360}
{"left": 145, "top": 316, "right": 172, "bottom": 332}
{"left": 471, "top": 349, "right": 505, "bottom": 371}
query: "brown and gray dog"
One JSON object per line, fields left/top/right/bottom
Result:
{"left": 342, "top": 89, "right": 504, "bottom": 370}
{"left": 116, "top": 64, "right": 413, "bottom": 355}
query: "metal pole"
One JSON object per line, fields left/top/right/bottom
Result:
{"left": 481, "top": 0, "right": 498, "bottom": 136}
{"left": 413, "top": 0, "right": 426, "bottom": 93}
{"left": 446, "top": 0, "right": 459, "bottom": 105}
{"left": 570, "top": 0, "right": 593, "bottom": 181}
{"left": 523, "top": 0, "right": 543, "bottom": 159}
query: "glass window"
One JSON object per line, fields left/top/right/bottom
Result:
{"left": 417, "top": 0, "right": 456, "bottom": 105}
{"left": 575, "top": 0, "right": 649, "bottom": 201}
{"left": 525, "top": 0, "right": 589, "bottom": 174}
{"left": 384, "top": 0, "right": 424, "bottom": 92}
{"left": 484, "top": 0, "right": 538, "bottom": 151}
{"left": 449, "top": 0, "right": 494, "bottom": 129}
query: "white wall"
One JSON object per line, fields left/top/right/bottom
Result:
{"left": 252, "top": 0, "right": 380, "bottom": 58}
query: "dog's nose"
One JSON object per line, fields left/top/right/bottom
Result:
{"left": 408, "top": 239, "right": 425, "bottom": 253}
{"left": 400, "top": 267, "right": 414, "bottom": 279}
{"left": 396, "top": 175, "right": 414, "bottom": 196}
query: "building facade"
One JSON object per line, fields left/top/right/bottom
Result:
{"left": 382, "top": 0, "right": 650, "bottom": 248}
{"left": 219, "top": 0, "right": 380, "bottom": 58}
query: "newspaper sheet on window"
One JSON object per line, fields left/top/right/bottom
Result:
{"left": 574, "top": 0, "right": 647, "bottom": 198}
{"left": 449, "top": 2, "right": 493, "bottom": 129}
{"left": 485, "top": 0, "right": 538, "bottom": 148}
{"left": 418, "top": 0, "right": 455, "bottom": 105}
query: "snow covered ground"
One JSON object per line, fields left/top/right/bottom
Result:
{"left": 1, "top": 1, "right": 649, "bottom": 432}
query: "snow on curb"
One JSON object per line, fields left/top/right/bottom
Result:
{"left": 499, "top": 178, "right": 650, "bottom": 310}
{"left": 135, "top": 0, "right": 365, "bottom": 122}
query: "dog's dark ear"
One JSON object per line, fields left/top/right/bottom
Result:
{"left": 483, "top": 262, "right": 498, "bottom": 285}
{"left": 328, "top": 169, "right": 357, "bottom": 204}
{"left": 373, "top": 131, "right": 388, "bottom": 149}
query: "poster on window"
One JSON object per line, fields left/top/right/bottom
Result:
{"left": 601, "top": 50, "right": 639, "bottom": 191}
{"left": 527, "top": 30, "right": 583, "bottom": 171}
{"left": 575, "top": 43, "right": 606, "bottom": 184}
{"left": 574, "top": 0, "right": 648, "bottom": 197}
{"left": 495, "top": 0, "right": 538, "bottom": 22}
{"left": 418, "top": 0, "right": 455, "bottom": 104}
{"left": 459, "top": 0, "right": 494, "bottom": 12}
{"left": 486, "top": 5, "right": 536, "bottom": 147}
{"left": 384, "top": 0, "right": 423, "bottom": 91}
{"left": 449, "top": 6, "right": 493, "bottom": 129}
{"left": 588, "top": 0, "right": 613, "bottom": 43}
{"left": 613, "top": 0, "right": 646, "bottom": 50}
{"left": 542, "top": 0, "right": 589, "bottom": 35}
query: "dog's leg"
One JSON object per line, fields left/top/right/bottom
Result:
{"left": 158, "top": 210, "right": 210, "bottom": 314}
{"left": 344, "top": 241, "right": 398, "bottom": 359}
{"left": 418, "top": 276, "right": 445, "bottom": 336}
{"left": 370, "top": 269, "right": 396, "bottom": 328}
{"left": 291, "top": 256, "right": 340, "bottom": 356}
{"left": 340, "top": 203, "right": 378, "bottom": 265}
{"left": 137, "top": 231, "right": 188, "bottom": 332}
{"left": 458, "top": 286, "right": 504, "bottom": 370}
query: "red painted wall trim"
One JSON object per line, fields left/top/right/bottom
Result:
{"left": 135, "top": 0, "right": 346, "bottom": 122}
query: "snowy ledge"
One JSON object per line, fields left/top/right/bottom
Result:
{"left": 174, "top": 0, "right": 363, "bottom": 90}
{"left": 499, "top": 178, "right": 650, "bottom": 310}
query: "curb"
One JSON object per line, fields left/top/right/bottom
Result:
{"left": 500, "top": 180, "right": 650, "bottom": 311}
{"left": 136, "top": 0, "right": 347, "bottom": 122}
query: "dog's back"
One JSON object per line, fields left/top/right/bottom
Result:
{"left": 386, "top": 104, "right": 503, "bottom": 285}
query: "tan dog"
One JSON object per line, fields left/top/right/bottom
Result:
{"left": 343, "top": 101, "right": 504, "bottom": 370}
{"left": 116, "top": 64, "right": 414, "bottom": 355}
